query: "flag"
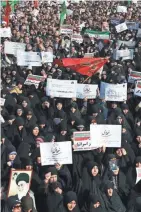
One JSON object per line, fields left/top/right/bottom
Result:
{"left": 71, "top": 58, "right": 108, "bottom": 77}
{"left": 85, "top": 30, "right": 110, "bottom": 40}
{"left": 34, "top": 0, "right": 38, "bottom": 8}
{"left": 3, "top": 0, "right": 11, "bottom": 26}
{"left": 54, "top": 58, "right": 105, "bottom": 67}
{"left": 11, "top": 0, "right": 19, "bottom": 12}
{"left": 60, "top": 1, "right": 67, "bottom": 26}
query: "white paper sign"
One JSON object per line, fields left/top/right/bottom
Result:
{"left": 46, "top": 79, "right": 77, "bottom": 98}
{"left": 117, "top": 49, "right": 130, "bottom": 57}
{"left": 71, "top": 34, "right": 83, "bottom": 44}
{"left": 100, "top": 82, "right": 127, "bottom": 101}
{"left": 4, "top": 41, "right": 26, "bottom": 56}
{"left": 73, "top": 131, "right": 97, "bottom": 151}
{"left": 0, "top": 27, "right": 11, "bottom": 37}
{"left": 0, "top": 98, "right": 5, "bottom": 106}
{"left": 117, "top": 6, "right": 127, "bottom": 13}
{"left": 77, "top": 84, "right": 98, "bottom": 99}
{"left": 115, "top": 22, "right": 128, "bottom": 33}
{"left": 24, "top": 74, "right": 45, "bottom": 89}
{"left": 84, "top": 53, "right": 94, "bottom": 58}
{"left": 90, "top": 125, "right": 122, "bottom": 148}
{"left": 41, "top": 52, "right": 53, "bottom": 63}
{"left": 60, "top": 25, "right": 73, "bottom": 34}
{"left": 128, "top": 71, "right": 141, "bottom": 83}
{"left": 136, "top": 168, "right": 141, "bottom": 184}
{"left": 40, "top": 142, "right": 73, "bottom": 166}
{"left": 134, "top": 81, "right": 141, "bottom": 97}
{"left": 17, "top": 51, "right": 42, "bottom": 66}
{"left": 136, "top": 29, "right": 141, "bottom": 38}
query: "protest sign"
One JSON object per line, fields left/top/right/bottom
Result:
{"left": 24, "top": 74, "right": 45, "bottom": 89}
{"left": 117, "top": 40, "right": 136, "bottom": 49}
{"left": 110, "top": 18, "right": 120, "bottom": 26}
{"left": 117, "top": 6, "right": 127, "bottom": 13}
{"left": 102, "top": 22, "right": 109, "bottom": 31}
{"left": 84, "top": 53, "right": 94, "bottom": 58}
{"left": 46, "top": 79, "right": 77, "bottom": 98}
{"left": 115, "top": 22, "right": 128, "bottom": 33}
{"left": 85, "top": 30, "right": 110, "bottom": 40}
{"left": 41, "top": 52, "right": 53, "bottom": 63}
{"left": 0, "top": 98, "right": 5, "bottom": 106}
{"left": 17, "top": 51, "right": 42, "bottom": 66}
{"left": 71, "top": 34, "right": 83, "bottom": 44}
{"left": 73, "top": 131, "right": 97, "bottom": 151}
{"left": 8, "top": 170, "right": 32, "bottom": 199}
{"left": 76, "top": 84, "right": 98, "bottom": 99}
{"left": 60, "top": 25, "right": 73, "bottom": 34}
{"left": 136, "top": 168, "right": 141, "bottom": 184}
{"left": 40, "top": 142, "right": 72, "bottom": 166}
{"left": 67, "top": 9, "right": 73, "bottom": 16}
{"left": 4, "top": 41, "right": 26, "bottom": 56}
{"left": 126, "top": 21, "right": 139, "bottom": 30}
{"left": 100, "top": 82, "right": 127, "bottom": 101}
{"left": 128, "top": 71, "right": 141, "bottom": 83}
{"left": 0, "top": 27, "right": 11, "bottom": 37}
{"left": 90, "top": 125, "right": 122, "bottom": 148}
{"left": 113, "top": 49, "right": 134, "bottom": 60}
{"left": 134, "top": 81, "right": 141, "bottom": 97}
{"left": 136, "top": 29, "right": 141, "bottom": 37}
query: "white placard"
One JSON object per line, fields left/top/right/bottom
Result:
{"left": 136, "top": 168, "right": 141, "bottom": 184}
{"left": 41, "top": 52, "right": 53, "bottom": 63}
{"left": 117, "top": 49, "right": 130, "bottom": 57}
{"left": 17, "top": 51, "right": 42, "bottom": 66}
{"left": 73, "top": 131, "right": 97, "bottom": 151}
{"left": 71, "top": 34, "right": 83, "bottom": 44}
{"left": 100, "top": 82, "right": 127, "bottom": 101}
{"left": 0, "top": 98, "right": 5, "bottom": 106}
{"left": 90, "top": 125, "right": 122, "bottom": 148}
{"left": 24, "top": 74, "right": 45, "bottom": 89}
{"left": 117, "top": 6, "right": 127, "bottom": 13}
{"left": 136, "top": 29, "right": 141, "bottom": 38}
{"left": 46, "top": 79, "right": 77, "bottom": 98}
{"left": 60, "top": 25, "right": 73, "bottom": 34}
{"left": 84, "top": 53, "right": 94, "bottom": 58}
{"left": 134, "top": 81, "right": 141, "bottom": 97}
{"left": 4, "top": 41, "right": 26, "bottom": 56}
{"left": 128, "top": 71, "right": 141, "bottom": 83}
{"left": 0, "top": 27, "right": 11, "bottom": 37}
{"left": 77, "top": 84, "right": 98, "bottom": 99}
{"left": 40, "top": 142, "right": 73, "bottom": 166}
{"left": 115, "top": 22, "right": 128, "bottom": 33}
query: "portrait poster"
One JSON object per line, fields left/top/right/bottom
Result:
{"left": 8, "top": 170, "right": 32, "bottom": 200}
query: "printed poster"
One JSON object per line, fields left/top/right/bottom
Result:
{"left": 76, "top": 84, "right": 98, "bottom": 99}
{"left": 134, "top": 81, "right": 141, "bottom": 97}
{"left": 4, "top": 41, "right": 26, "bottom": 56}
{"left": 40, "top": 142, "right": 73, "bottom": 166}
{"left": 90, "top": 125, "right": 122, "bottom": 148}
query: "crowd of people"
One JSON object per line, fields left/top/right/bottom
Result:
{"left": 1, "top": 1, "right": 141, "bottom": 212}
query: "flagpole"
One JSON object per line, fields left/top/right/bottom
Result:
{"left": 82, "top": 76, "right": 91, "bottom": 84}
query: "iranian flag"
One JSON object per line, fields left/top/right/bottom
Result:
{"left": 85, "top": 29, "right": 110, "bottom": 40}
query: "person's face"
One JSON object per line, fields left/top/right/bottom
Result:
{"left": 91, "top": 166, "right": 99, "bottom": 176}
{"left": 22, "top": 101, "right": 28, "bottom": 108}
{"left": 32, "top": 127, "right": 39, "bottom": 136}
{"left": 116, "top": 149, "right": 122, "bottom": 157}
{"left": 12, "top": 204, "right": 22, "bottom": 212}
{"left": 102, "top": 73, "right": 107, "bottom": 79}
{"left": 26, "top": 114, "right": 32, "bottom": 120}
{"left": 26, "top": 165, "right": 33, "bottom": 170}
{"left": 37, "top": 157, "right": 41, "bottom": 164}
{"left": 49, "top": 175, "right": 57, "bottom": 183}
{"left": 55, "top": 187, "right": 62, "bottom": 194}
{"left": 9, "top": 154, "right": 16, "bottom": 161}
{"left": 25, "top": 37, "right": 30, "bottom": 44}
{"left": 17, "top": 109, "right": 23, "bottom": 116}
{"left": 71, "top": 107, "right": 76, "bottom": 113}
{"left": 136, "top": 162, "right": 141, "bottom": 168}
{"left": 57, "top": 103, "right": 62, "bottom": 110}
{"left": 107, "top": 188, "right": 113, "bottom": 196}
{"left": 123, "top": 109, "right": 128, "bottom": 114}
{"left": 18, "top": 126, "right": 23, "bottom": 131}
{"left": 17, "top": 84, "right": 23, "bottom": 89}
{"left": 117, "top": 117, "right": 122, "bottom": 124}
{"left": 61, "top": 131, "right": 67, "bottom": 135}
{"left": 17, "top": 181, "right": 28, "bottom": 193}
{"left": 136, "top": 136, "right": 141, "bottom": 143}
{"left": 93, "top": 202, "right": 100, "bottom": 208}
{"left": 67, "top": 201, "right": 76, "bottom": 211}
{"left": 111, "top": 103, "right": 117, "bottom": 109}
{"left": 43, "top": 101, "right": 50, "bottom": 108}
